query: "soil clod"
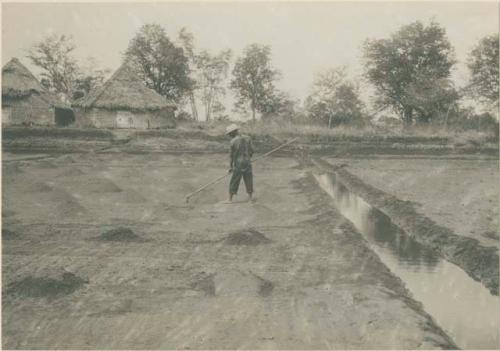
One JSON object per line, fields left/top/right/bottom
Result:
{"left": 190, "top": 274, "right": 216, "bottom": 296}
{"left": 97, "top": 227, "right": 146, "bottom": 242}
{"left": 258, "top": 278, "right": 274, "bottom": 297}
{"left": 6, "top": 272, "right": 87, "bottom": 299}
{"left": 2, "top": 228, "right": 19, "bottom": 240}
{"left": 250, "top": 272, "right": 275, "bottom": 297}
{"left": 224, "top": 228, "right": 272, "bottom": 246}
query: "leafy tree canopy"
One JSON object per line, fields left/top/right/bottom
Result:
{"left": 28, "top": 35, "right": 110, "bottom": 102}
{"left": 363, "top": 20, "right": 456, "bottom": 125}
{"left": 196, "top": 49, "right": 232, "bottom": 121}
{"left": 125, "top": 23, "right": 191, "bottom": 103}
{"left": 28, "top": 34, "right": 80, "bottom": 101}
{"left": 467, "top": 33, "right": 499, "bottom": 105}
{"left": 230, "top": 44, "right": 280, "bottom": 121}
{"left": 306, "top": 67, "right": 365, "bottom": 127}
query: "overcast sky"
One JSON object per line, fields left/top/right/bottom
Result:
{"left": 2, "top": 1, "right": 498, "bottom": 116}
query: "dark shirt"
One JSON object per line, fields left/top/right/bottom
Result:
{"left": 230, "top": 134, "right": 254, "bottom": 170}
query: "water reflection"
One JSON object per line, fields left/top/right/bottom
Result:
{"left": 315, "top": 172, "right": 500, "bottom": 350}
{"left": 318, "top": 172, "right": 439, "bottom": 269}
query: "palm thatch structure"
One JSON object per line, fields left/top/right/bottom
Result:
{"left": 2, "top": 58, "right": 73, "bottom": 126}
{"left": 73, "top": 62, "right": 176, "bottom": 129}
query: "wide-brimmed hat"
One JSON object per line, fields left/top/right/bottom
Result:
{"left": 225, "top": 123, "right": 239, "bottom": 135}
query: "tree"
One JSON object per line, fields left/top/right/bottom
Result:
{"left": 177, "top": 27, "right": 199, "bottom": 120}
{"left": 196, "top": 49, "right": 232, "bottom": 121}
{"left": 402, "top": 75, "right": 458, "bottom": 124}
{"left": 363, "top": 20, "right": 456, "bottom": 126}
{"left": 125, "top": 23, "right": 191, "bottom": 103}
{"left": 27, "top": 34, "right": 80, "bottom": 101}
{"left": 75, "top": 57, "right": 111, "bottom": 97}
{"left": 306, "top": 67, "right": 365, "bottom": 127}
{"left": 230, "top": 44, "right": 280, "bottom": 122}
{"left": 28, "top": 35, "right": 110, "bottom": 102}
{"left": 260, "top": 90, "right": 297, "bottom": 122}
{"left": 176, "top": 28, "right": 233, "bottom": 122}
{"left": 467, "top": 34, "right": 499, "bottom": 105}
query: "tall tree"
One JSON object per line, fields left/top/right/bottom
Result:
{"left": 28, "top": 35, "right": 110, "bottom": 102}
{"left": 177, "top": 27, "right": 199, "bottom": 120}
{"left": 27, "top": 34, "right": 80, "bottom": 101}
{"left": 230, "top": 44, "right": 280, "bottom": 122}
{"left": 306, "top": 67, "right": 365, "bottom": 127}
{"left": 363, "top": 20, "right": 456, "bottom": 126}
{"left": 125, "top": 23, "right": 191, "bottom": 103}
{"left": 467, "top": 34, "right": 499, "bottom": 106}
{"left": 196, "top": 49, "right": 232, "bottom": 121}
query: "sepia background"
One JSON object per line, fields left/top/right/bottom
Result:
{"left": 2, "top": 2, "right": 499, "bottom": 350}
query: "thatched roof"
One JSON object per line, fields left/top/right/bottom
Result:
{"left": 2, "top": 57, "right": 68, "bottom": 108}
{"left": 2, "top": 58, "right": 44, "bottom": 98}
{"left": 73, "top": 62, "right": 176, "bottom": 111}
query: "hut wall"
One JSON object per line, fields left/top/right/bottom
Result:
{"left": 160, "top": 107, "right": 176, "bottom": 128}
{"left": 73, "top": 108, "right": 95, "bottom": 128}
{"left": 2, "top": 95, "right": 55, "bottom": 126}
{"left": 75, "top": 107, "right": 175, "bottom": 129}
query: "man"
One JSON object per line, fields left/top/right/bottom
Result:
{"left": 225, "top": 124, "right": 254, "bottom": 203}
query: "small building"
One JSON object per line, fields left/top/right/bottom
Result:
{"left": 73, "top": 62, "right": 176, "bottom": 129}
{"left": 2, "top": 58, "right": 74, "bottom": 126}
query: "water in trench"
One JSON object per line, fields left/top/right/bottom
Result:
{"left": 314, "top": 172, "right": 500, "bottom": 350}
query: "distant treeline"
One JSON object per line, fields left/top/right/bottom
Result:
{"left": 26, "top": 20, "right": 498, "bottom": 132}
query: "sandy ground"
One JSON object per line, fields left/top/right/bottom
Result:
{"left": 2, "top": 152, "right": 455, "bottom": 349}
{"left": 328, "top": 156, "right": 499, "bottom": 249}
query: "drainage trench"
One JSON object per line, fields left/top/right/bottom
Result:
{"left": 314, "top": 172, "right": 500, "bottom": 350}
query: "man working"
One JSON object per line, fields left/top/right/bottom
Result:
{"left": 225, "top": 124, "right": 254, "bottom": 203}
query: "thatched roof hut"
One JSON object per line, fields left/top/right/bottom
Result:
{"left": 73, "top": 61, "right": 176, "bottom": 129}
{"left": 3, "top": 58, "right": 43, "bottom": 97}
{"left": 2, "top": 58, "right": 73, "bottom": 126}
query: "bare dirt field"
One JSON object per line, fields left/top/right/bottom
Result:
{"left": 2, "top": 152, "right": 455, "bottom": 349}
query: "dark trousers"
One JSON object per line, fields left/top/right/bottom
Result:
{"left": 229, "top": 165, "right": 253, "bottom": 195}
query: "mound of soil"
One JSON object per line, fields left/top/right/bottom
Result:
{"left": 84, "top": 178, "right": 122, "bottom": 193}
{"left": 190, "top": 273, "right": 216, "bottom": 296}
{"left": 97, "top": 227, "right": 146, "bottom": 242}
{"left": 258, "top": 278, "right": 275, "bottom": 297}
{"left": 2, "top": 228, "right": 19, "bottom": 240}
{"left": 224, "top": 228, "right": 272, "bottom": 246}
{"left": 6, "top": 272, "right": 87, "bottom": 299}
